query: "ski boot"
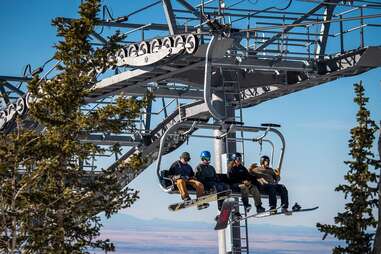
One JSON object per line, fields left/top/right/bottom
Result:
{"left": 197, "top": 203, "right": 209, "bottom": 210}
{"left": 281, "top": 205, "right": 292, "bottom": 215}
{"left": 292, "top": 202, "right": 301, "bottom": 212}
{"left": 183, "top": 196, "right": 192, "bottom": 205}
{"left": 256, "top": 205, "right": 266, "bottom": 213}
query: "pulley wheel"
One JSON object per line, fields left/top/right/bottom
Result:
{"left": 138, "top": 41, "right": 150, "bottom": 56}
{"left": 150, "top": 39, "right": 162, "bottom": 53}
{"left": 162, "top": 37, "right": 174, "bottom": 49}
{"left": 16, "top": 97, "right": 26, "bottom": 115}
{"left": 185, "top": 34, "right": 199, "bottom": 54}
{"left": 127, "top": 44, "right": 139, "bottom": 57}
{"left": 116, "top": 47, "right": 127, "bottom": 62}
{"left": 0, "top": 111, "right": 7, "bottom": 130}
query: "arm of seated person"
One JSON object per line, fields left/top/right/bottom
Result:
{"left": 273, "top": 168, "right": 281, "bottom": 182}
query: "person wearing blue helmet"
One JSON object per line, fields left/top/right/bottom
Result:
{"left": 195, "top": 150, "right": 229, "bottom": 211}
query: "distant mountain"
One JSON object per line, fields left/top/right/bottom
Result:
{"left": 97, "top": 213, "right": 339, "bottom": 254}
{"left": 102, "top": 212, "right": 322, "bottom": 235}
{"left": 102, "top": 213, "right": 212, "bottom": 230}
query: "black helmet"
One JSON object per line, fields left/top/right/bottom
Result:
{"left": 180, "top": 152, "right": 191, "bottom": 161}
{"left": 231, "top": 152, "right": 242, "bottom": 160}
{"left": 260, "top": 155, "right": 270, "bottom": 165}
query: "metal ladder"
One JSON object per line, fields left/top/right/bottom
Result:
{"left": 230, "top": 201, "right": 250, "bottom": 254}
{"left": 221, "top": 68, "right": 250, "bottom": 254}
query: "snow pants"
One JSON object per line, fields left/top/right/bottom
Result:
{"left": 203, "top": 181, "right": 229, "bottom": 210}
{"left": 230, "top": 182, "right": 262, "bottom": 208}
{"left": 175, "top": 178, "right": 205, "bottom": 200}
{"left": 259, "top": 184, "right": 289, "bottom": 209}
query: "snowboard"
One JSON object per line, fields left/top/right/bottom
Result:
{"left": 168, "top": 190, "right": 231, "bottom": 212}
{"left": 228, "top": 206, "right": 281, "bottom": 227}
{"left": 237, "top": 205, "right": 319, "bottom": 222}
{"left": 214, "top": 199, "right": 235, "bottom": 230}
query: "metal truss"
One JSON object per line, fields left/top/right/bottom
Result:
{"left": 1, "top": 0, "right": 381, "bottom": 182}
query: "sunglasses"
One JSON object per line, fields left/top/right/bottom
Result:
{"left": 201, "top": 157, "right": 211, "bottom": 161}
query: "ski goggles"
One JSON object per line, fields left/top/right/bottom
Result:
{"left": 201, "top": 156, "right": 211, "bottom": 161}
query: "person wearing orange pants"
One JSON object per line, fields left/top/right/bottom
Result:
{"left": 169, "top": 152, "right": 209, "bottom": 210}
{"left": 175, "top": 178, "right": 205, "bottom": 199}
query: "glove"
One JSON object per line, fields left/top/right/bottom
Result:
{"left": 242, "top": 180, "right": 251, "bottom": 187}
{"left": 249, "top": 163, "right": 258, "bottom": 172}
{"left": 182, "top": 175, "right": 190, "bottom": 181}
{"left": 172, "top": 175, "right": 181, "bottom": 181}
{"left": 257, "top": 178, "right": 268, "bottom": 185}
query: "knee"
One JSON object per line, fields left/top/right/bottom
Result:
{"left": 194, "top": 181, "right": 204, "bottom": 188}
{"left": 176, "top": 179, "right": 186, "bottom": 185}
{"left": 268, "top": 187, "right": 276, "bottom": 194}
{"left": 279, "top": 184, "right": 288, "bottom": 192}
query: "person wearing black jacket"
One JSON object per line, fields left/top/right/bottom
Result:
{"left": 195, "top": 150, "right": 229, "bottom": 211}
{"left": 249, "top": 155, "right": 289, "bottom": 213}
{"left": 228, "top": 152, "right": 265, "bottom": 213}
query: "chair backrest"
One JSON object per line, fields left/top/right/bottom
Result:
{"left": 160, "top": 170, "right": 173, "bottom": 188}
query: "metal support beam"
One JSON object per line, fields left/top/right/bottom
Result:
{"left": 91, "top": 32, "right": 108, "bottom": 44}
{"left": 0, "top": 83, "right": 10, "bottom": 105}
{"left": 0, "top": 76, "right": 32, "bottom": 82}
{"left": 80, "top": 134, "right": 140, "bottom": 146}
{"left": 144, "top": 100, "right": 152, "bottom": 131}
{"left": 2, "top": 82, "right": 25, "bottom": 96}
{"left": 162, "top": 0, "right": 178, "bottom": 35}
{"left": 213, "top": 91, "right": 230, "bottom": 254}
{"left": 176, "top": 0, "right": 207, "bottom": 22}
{"left": 316, "top": 5, "right": 336, "bottom": 59}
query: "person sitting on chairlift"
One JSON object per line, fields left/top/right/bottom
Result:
{"left": 169, "top": 152, "right": 209, "bottom": 210}
{"left": 227, "top": 152, "right": 265, "bottom": 214}
{"left": 249, "top": 155, "right": 289, "bottom": 213}
{"left": 195, "top": 150, "right": 229, "bottom": 211}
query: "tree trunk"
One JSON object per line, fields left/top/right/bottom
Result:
{"left": 372, "top": 121, "right": 381, "bottom": 254}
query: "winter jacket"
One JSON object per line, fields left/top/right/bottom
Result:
{"left": 227, "top": 163, "right": 251, "bottom": 184}
{"left": 168, "top": 160, "right": 194, "bottom": 179}
{"left": 250, "top": 166, "right": 280, "bottom": 184}
{"left": 195, "top": 163, "right": 217, "bottom": 183}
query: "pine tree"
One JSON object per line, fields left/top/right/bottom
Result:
{"left": 317, "top": 82, "right": 380, "bottom": 254}
{"left": 0, "top": 0, "right": 151, "bottom": 252}
{"left": 372, "top": 122, "right": 381, "bottom": 254}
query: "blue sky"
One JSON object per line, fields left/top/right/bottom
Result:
{"left": 1, "top": 0, "right": 381, "bottom": 239}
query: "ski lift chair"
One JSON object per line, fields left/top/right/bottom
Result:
{"left": 157, "top": 121, "right": 286, "bottom": 199}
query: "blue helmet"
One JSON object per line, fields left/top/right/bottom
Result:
{"left": 200, "top": 151, "right": 211, "bottom": 160}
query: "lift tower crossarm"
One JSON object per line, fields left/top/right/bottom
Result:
{"left": 162, "top": 0, "right": 178, "bottom": 35}
{"left": 59, "top": 17, "right": 205, "bottom": 33}
{"left": 0, "top": 85, "right": 10, "bottom": 105}
{"left": 253, "top": 0, "right": 340, "bottom": 54}
{"left": 176, "top": 0, "right": 208, "bottom": 22}
{"left": 1, "top": 81, "right": 25, "bottom": 96}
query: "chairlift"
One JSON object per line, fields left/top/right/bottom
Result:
{"left": 156, "top": 121, "right": 285, "bottom": 198}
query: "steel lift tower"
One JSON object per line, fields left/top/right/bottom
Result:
{"left": 1, "top": 0, "right": 381, "bottom": 253}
